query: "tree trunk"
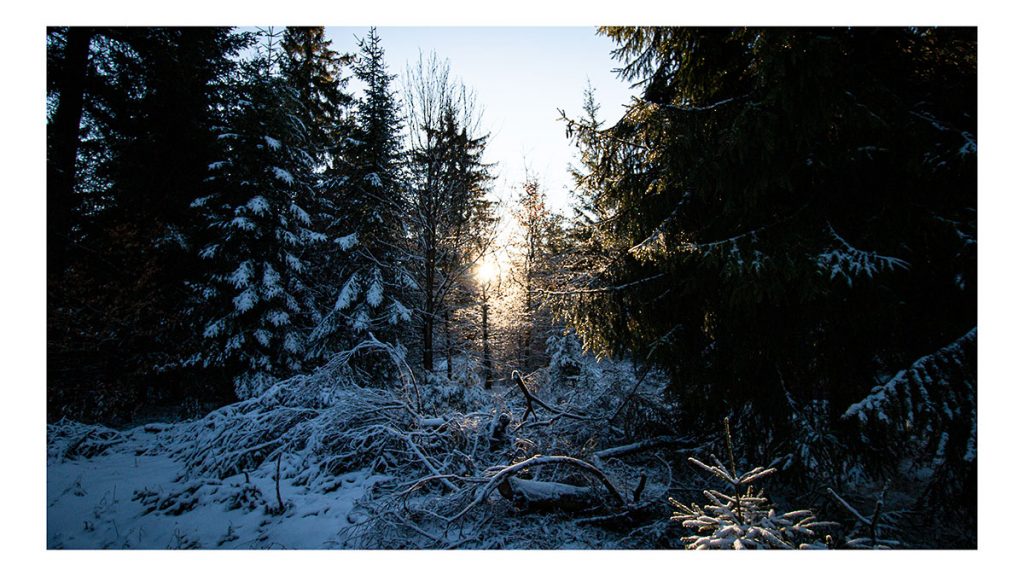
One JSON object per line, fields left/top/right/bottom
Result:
{"left": 482, "top": 298, "right": 493, "bottom": 389}
{"left": 523, "top": 274, "right": 533, "bottom": 369}
{"left": 444, "top": 309, "right": 453, "bottom": 380}
{"left": 48, "top": 26, "right": 94, "bottom": 291}
{"left": 498, "top": 477, "right": 602, "bottom": 512}
{"left": 422, "top": 258, "right": 435, "bottom": 373}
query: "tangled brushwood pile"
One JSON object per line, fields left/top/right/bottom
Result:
{"left": 150, "top": 337, "right": 701, "bottom": 548}
{"left": 48, "top": 419, "right": 126, "bottom": 460}
{"left": 47, "top": 332, "right": 966, "bottom": 548}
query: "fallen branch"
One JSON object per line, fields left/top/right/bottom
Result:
{"left": 498, "top": 477, "right": 603, "bottom": 512}
{"left": 632, "top": 474, "right": 648, "bottom": 504}
{"left": 592, "top": 436, "right": 699, "bottom": 463}
{"left": 511, "top": 371, "right": 588, "bottom": 426}
{"left": 448, "top": 455, "right": 626, "bottom": 524}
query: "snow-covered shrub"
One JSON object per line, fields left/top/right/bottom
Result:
{"left": 166, "top": 336, "right": 424, "bottom": 479}
{"left": 546, "top": 330, "right": 586, "bottom": 384}
{"left": 47, "top": 419, "right": 124, "bottom": 461}
{"left": 164, "top": 335, "right": 507, "bottom": 513}
{"left": 418, "top": 368, "right": 493, "bottom": 416}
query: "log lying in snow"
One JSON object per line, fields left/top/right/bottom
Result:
{"left": 417, "top": 416, "right": 447, "bottom": 428}
{"left": 448, "top": 455, "right": 626, "bottom": 523}
{"left": 498, "top": 477, "right": 603, "bottom": 512}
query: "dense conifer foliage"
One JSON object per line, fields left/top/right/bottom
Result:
{"left": 47, "top": 27, "right": 249, "bottom": 419}
{"left": 558, "top": 27, "right": 976, "bottom": 540}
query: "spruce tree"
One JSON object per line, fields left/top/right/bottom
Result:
{"left": 560, "top": 27, "right": 976, "bottom": 498}
{"left": 280, "top": 26, "right": 351, "bottom": 165}
{"left": 190, "top": 42, "right": 324, "bottom": 400}
{"left": 47, "top": 27, "right": 248, "bottom": 419}
{"left": 309, "top": 28, "right": 411, "bottom": 363}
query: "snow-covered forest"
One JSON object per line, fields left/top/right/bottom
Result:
{"left": 46, "top": 26, "right": 976, "bottom": 550}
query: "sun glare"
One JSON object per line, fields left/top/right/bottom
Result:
{"left": 476, "top": 256, "right": 500, "bottom": 287}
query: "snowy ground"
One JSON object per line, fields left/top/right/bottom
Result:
{"left": 47, "top": 424, "right": 384, "bottom": 549}
{"left": 45, "top": 353, "right": 693, "bottom": 550}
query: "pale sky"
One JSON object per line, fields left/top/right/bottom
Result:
{"left": 325, "top": 27, "right": 637, "bottom": 215}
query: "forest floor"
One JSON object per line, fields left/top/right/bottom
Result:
{"left": 47, "top": 348, "right": 946, "bottom": 549}
{"left": 47, "top": 352, "right": 695, "bottom": 549}
{"left": 47, "top": 423, "right": 387, "bottom": 549}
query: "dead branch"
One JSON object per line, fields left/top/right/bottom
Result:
{"left": 448, "top": 454, "right": 627, "bottom": 524}
{"left": 498, "top": 477, "right": 602, "bottom": 512}
{"left": 632, "top": 473, "right": 648, "bottom": 503}
{"left": 510, "top": 370, "right": 588, "bottom": 426}
{"left": 592, "top": 435, "right": 699, "bottom": 463}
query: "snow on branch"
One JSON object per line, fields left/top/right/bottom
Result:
{"left": 540, "top": 273, "right": 666, "bottom": 297}
{"left": 843, "top": 326, "right": 976, "bottom": 429}
{"left": 627, "top": 199, "right": 685, "bottom": 262}
{"left": 591, "top": 435, "right": 698, "bottom": 463}
{"left": 448, "top": 454, "right": 627, "bottom": 524}
{"left": 817, "top": 223, "right": 909, "bottom": 286}
{"left": 843, "top": 327, "right": 977, "bottom": 467}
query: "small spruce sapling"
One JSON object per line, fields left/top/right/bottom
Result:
{"left": 669, "top": 417, "right": 834, "bottom": 549}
